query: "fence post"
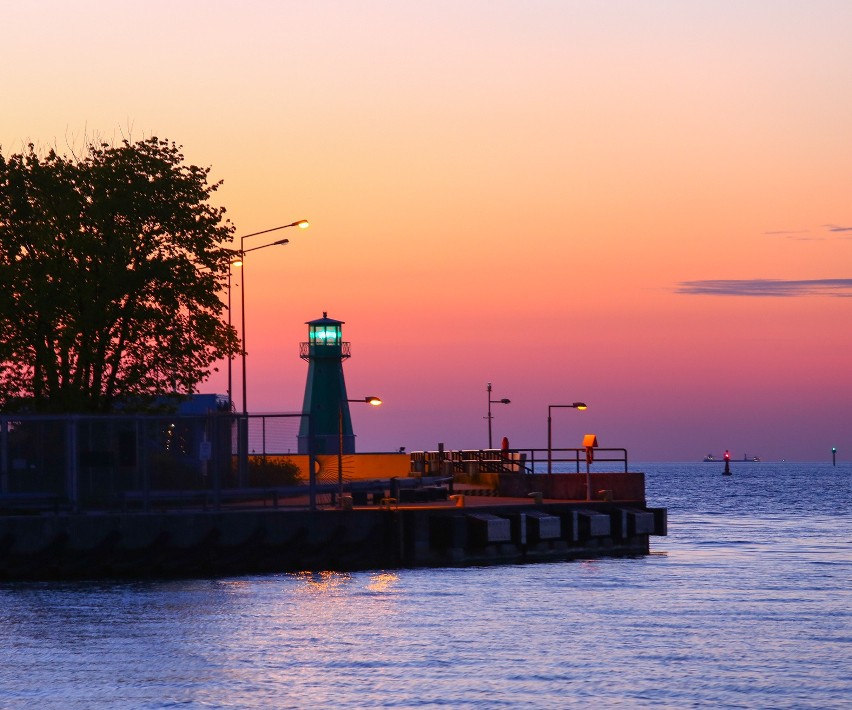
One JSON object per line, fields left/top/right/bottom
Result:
{"left": 66, "top": 417, "right": 79, "bottom": 512}
{"left": 210, "top": 414, "right": 223, "bottom": 511}
{"left": 307, "top": 413, "right": 316, "bottom": 510}
{"left": 238, "top": 415, "right": 249, "bottom": 488}
{"left": 141, "top": 416, "right": 151, "bottom": 512}
{"left": 0, "top": 417, "right": 7, "bottom": 494}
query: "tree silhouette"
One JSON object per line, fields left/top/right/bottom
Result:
{"left": 0, "top": 137, "right": 239, "bottom": 412}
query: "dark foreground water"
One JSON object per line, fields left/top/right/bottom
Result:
{"left": 1, "top": 462, "right": 849, "bottom": 709}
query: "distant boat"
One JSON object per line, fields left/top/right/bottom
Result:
{"left": 703, "top": 453, "right": 760, "bottom": 462}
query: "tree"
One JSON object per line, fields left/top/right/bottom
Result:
{"left": 0, "top": 137, "right": 239, "bottom": 412}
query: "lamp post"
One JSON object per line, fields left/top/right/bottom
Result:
{"left": 234, "top": 219, "right": 308, "bottom": 487}
{"left": 239, "top": 220, "right": 309, "bottom": 416}
{"left": 227, "top": 256, "right": 243, "bottom": 410}
{"left": 338, "top": 396, "right": 382, "bottom": 504}
{"left": 547, "top": 402, "right": 588, "bottom": 475}
{"left": 486, "top": 382, "right": 511, "bottom": 449}
{"left": 234, "top": 239, "right": 289, "bottom": 486}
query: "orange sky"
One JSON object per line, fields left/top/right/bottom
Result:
{"left": 3, "top": 1, "right": 851, "bottom": 460}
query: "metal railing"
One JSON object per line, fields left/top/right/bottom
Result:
{"left": 410, "top": 447, "right": 629, "bottom": 475}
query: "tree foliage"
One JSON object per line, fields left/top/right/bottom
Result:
{"left": 0, "top": 137, "right": 239, "bottom": 412}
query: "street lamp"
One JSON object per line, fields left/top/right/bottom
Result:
{"left": 239, "top": 220, "right": 309, "bottom": 416}
{"left": 486, "top": 382, "right": 511, "bottom": 449}
{"left": 234, "top": 219, "right": 308, "bottom": 487}
{"left": 547, "top": 402, "right": 588, "bottom": 475}
{"left": 234, "top": 239, "right": 290, "bottom": 485}
{"left": 338, "top": 396, "right": 382, "bottom": 504}
{"left": 226, "top": 256, "right": 243, "bottom": 410}
{"left": 236, "top": 237, "right": 290, "bottom": 460}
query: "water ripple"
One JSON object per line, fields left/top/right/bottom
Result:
{"left": 0, "top": 463, "right": 850, "bottom": 708}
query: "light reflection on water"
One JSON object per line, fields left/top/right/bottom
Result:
{"left": 0, "top": 463, "right": 849, "bottom": 708}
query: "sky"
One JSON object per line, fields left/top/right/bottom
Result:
{"left": 3, "top": 0, "right": 851, "bottom": 461}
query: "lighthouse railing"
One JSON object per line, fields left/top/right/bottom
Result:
{"left": 299, "top": 341, "right": 351, "bottom": 360}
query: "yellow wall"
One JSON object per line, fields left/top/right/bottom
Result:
{"left": 255, "top": 453, "right": 410, "bottom": 481}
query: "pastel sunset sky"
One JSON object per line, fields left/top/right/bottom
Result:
{"left": 3, "top": 1, "right": 850, "bottom": 461}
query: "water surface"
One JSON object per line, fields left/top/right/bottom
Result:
{"left": 1, "top": 462, "right": 849, "bottom": 708}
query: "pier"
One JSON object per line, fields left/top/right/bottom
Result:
{"left": 0, "top": 495, "right": 666, "bottom": 580}
{"left": 0, "top": 414, "right": 666, "bottom": 580}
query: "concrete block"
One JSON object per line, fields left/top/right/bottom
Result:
{"left": 576, "top": 510, "right": 611, "bottom": 538}
{"left": 526, "top": 511, "right": 561, "bottom": 541}
{"left": 625, "top": 508, "right": 656, "bottom": 535}
{"left": 648, "top": 507, "right": 668, "bottom": 536}
{"left": 467, "top": 513, "right": 511, "bottom": 545}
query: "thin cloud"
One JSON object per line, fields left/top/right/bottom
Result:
{"left": 676, "top": 278, "right": 852, "bottom": 297}
{"left": 763, "top": 225, "right": 852, "bottom": 239}
{"left": 763, "top": 229, "right": 824, "bottom": 242}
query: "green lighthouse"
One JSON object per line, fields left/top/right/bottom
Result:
{"left": 298, "top": 313, "right": 354, "bottom": 454}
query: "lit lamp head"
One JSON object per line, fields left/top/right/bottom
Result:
{"left": 307, "top": 312, "right": 343, "bottom": 347}
{"left": 364, "top": 396, "right": 382, "bottom": 406}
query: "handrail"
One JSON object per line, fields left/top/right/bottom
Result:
{"left": 410, "top": 447, "right": 629, "bottom": 474}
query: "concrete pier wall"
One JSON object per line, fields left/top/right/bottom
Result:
{"left": 0, "top": 502, "right": 666, "bottom": 580}
{"left": 496, "top": 472, "right": 646, "bottom": 501}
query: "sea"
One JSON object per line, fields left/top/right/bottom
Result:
{"left": 0, "top": 462, "right": 849, "bottom": 709}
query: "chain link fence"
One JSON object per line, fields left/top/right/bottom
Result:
{"left": 0, "top": 413, "right": 316, "bottom": 512}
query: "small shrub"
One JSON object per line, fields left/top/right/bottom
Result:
{"left": 247, "top": 457, "right": 302, "bottom": 487}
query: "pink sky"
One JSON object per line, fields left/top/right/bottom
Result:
{"left": 3, "top": 1, "right": 851, "bottom": 460}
